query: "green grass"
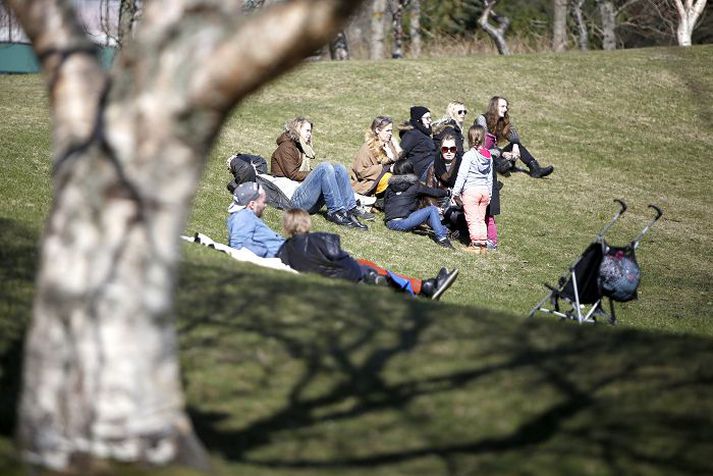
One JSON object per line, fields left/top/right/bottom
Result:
{"left": 1, "top": 45, "right": 713, "bottom": 475}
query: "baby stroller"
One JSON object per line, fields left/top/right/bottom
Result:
{"left": 528, "top": 199, "right": 663, "bottom": 324}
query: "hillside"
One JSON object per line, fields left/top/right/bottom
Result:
{"left": 1, "top": 45, "right": 712, "bottom": 475}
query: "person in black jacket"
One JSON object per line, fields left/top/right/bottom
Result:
{"left": 399, "top": 106, "right": 436, "bottom": 180}
{"left": 277, "top": 209, "right": 459, "bottom": 300}
{"left": 383, "top": 160, "right": 453, "bottom": 249}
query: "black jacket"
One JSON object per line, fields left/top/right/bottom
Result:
{"left": 383, "top": 174, "right": 448, "bottom": 222}
{"left": 399, "top": 121, "right": 436, "bottom": 179}
{"left": 277, "top": 232, "right": 362, "bottom": 282}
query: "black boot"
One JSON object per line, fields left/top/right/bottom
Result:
{"left": 526, "top": 159, "right": 554, "bottom": 178}
{"left": 421, "top": 268, "right": 459, "bottom": 301}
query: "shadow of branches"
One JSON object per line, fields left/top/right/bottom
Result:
{"left": 0, "top": 218, "right": 38, "bottom": 438}
{"left": 176, "top": 256, "right": 713, "bottom": 475}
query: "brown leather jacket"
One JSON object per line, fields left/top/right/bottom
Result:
{"left": 271, "top": 132, "right": 309, "bottom": 182}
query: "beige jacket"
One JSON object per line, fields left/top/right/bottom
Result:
{"left": 350, "top": 140, "right": 399, "bottom": 195}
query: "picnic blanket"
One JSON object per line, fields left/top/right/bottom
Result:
{"left": 181, "top": 232, "right": 297, "bottom": 273}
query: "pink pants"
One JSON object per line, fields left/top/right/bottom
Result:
{"left": 462, "top": 187, "right": 490, "bottom": 245}
{"left": 486, "top": 214, "right": 498, "bottom": 244}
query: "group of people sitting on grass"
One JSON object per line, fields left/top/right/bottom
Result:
{"left": 224, "top": 96, "right": 553, "bottom": 299}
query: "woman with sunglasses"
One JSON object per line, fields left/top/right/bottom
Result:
{"left": 474, "top": 96, "right": 554, "bottom": 178}
{"left": 398, "top": 106, "right": 435, "bottom": 181}
{"left": 433, "top": 101, "right": 468, "bottom": 163}
{"left": 422, "top": 133, "right": 469, "bottom": 241}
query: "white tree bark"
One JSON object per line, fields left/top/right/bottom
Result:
{"left": 478, "top": 0, "right": 511, "bottom": 55}
{"left": 391, "top": 0, "right": 405, "bottom": 58}
{"left": 5, "top": 0, "right": 364, "bottom": 472}
{"left": 673, "top": 0, "right": 708, "bottom": 46}
{"left": 597, "top": 0, "right": 617, "bottom": 50}
{"left": 572, "top": 0, "right": 590, "bottom": 50}
{"left": 409, "top": 0, "right": 421, "bottom": 58}
{"left": 553, "top": 0, "right": 569, "bottom": 51}
{"left": 370, "top": 0, "right": 387, "bottom": 59}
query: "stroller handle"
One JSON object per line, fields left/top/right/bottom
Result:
{"left": 648, "top": 204, "right": 663, "bottom": 220}
{"left": 614, "top": 199, "right": 627, "bottom": 213}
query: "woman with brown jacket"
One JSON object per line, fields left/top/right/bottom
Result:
{"left": 350, "top": 116, "right": 401, "bottom": 197}
{"left": 270, "top": 116, "right": 373, "bottom": 229}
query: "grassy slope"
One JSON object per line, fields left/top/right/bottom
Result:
{"left": 1, "top": 46, "right": 712, "bottom": 475}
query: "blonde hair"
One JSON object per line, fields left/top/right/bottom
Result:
{"left": 284, "top": 116, "right": 314, "bottom": 144}
{"left": 282, "top": 208, "right": 312, "bottom": 237}
{"left": 446, "top": 101, "right": 466, "bottom": 122}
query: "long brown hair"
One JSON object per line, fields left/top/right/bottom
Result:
{"left": 364, "top": 116, "right": 393, "bottom": 164}
{"left": 467, "top": 125, "right": 485, "bottom": 150}
{"left": 484, "top": 96, "right": 511, "bottom": 142}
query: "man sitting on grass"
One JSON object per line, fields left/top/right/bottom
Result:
{"left": 226, "top": 182, "right": 284, "bottom": 257}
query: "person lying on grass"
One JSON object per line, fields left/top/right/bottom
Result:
{"left": 277, "top": 208, "right": 459, "bottom": 300}
{"left": 383, "top": 159, "right": 454, "bottom": 249}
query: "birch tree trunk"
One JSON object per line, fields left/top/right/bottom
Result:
{"left": 553, "top": 0, "right": 569, "bottom": 51}
{"left": 478, "top": 0, "right": 511, "bottom": 55}
{"left": 597, "top": 0, "right": 617, "bottom": 49}
{"left": 391, "top": 0, "right": 405, "bottom": 58}
{"left": 673, "top": 0, "right": 708, "bottom": 46}
{"left": 370, "top": 0, "right": 387, "bottom": 59}
{"left": 117, "top": 0, "right": 142, "bottom": 47}
{"left": 5, "top": 0, "right": 363, "bottom": 472}
{"left": 409, "top": 0, "right": 421, "bottom": 58}
{"left": 572, "top": 0, "right": 590, "bottom": 50}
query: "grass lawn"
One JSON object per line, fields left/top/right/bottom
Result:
{"left": 1, "top": 45, "right": 712, "bottom": 475}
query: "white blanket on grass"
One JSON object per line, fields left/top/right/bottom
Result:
{"left": 181, "top": 232, "right": 297, "bottom": 273}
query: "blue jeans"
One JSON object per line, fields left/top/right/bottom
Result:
{"left": 386, "top": 205, "right": 448, "bottom": 240}
{"left": 290, "top": 162, "right": 357, "bottom": 214}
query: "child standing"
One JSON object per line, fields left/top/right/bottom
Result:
{"left": 452, "top": 125, "right": 493, "bottom": 254}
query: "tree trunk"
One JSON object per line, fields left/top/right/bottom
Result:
{"left": 673, "top": 0, "right": 708, "bottom": 46}
{"left": 597, "top": 0, "right": 617, "bottom": 50}
{"left": 572, "top": 0, "right": 589, "bottom": 51}
{"left": 370, "top": 0, "right": 387, "bottom": 59}
{"left": 478, "top": 0, "right": 511, "bottom": 55}
{"left": 329, "top": 30, "right": 350, "bottom": 60}
{"left": 553, "top": 0, "right": 568, "bottom": 51}
{"left": 117, "top": 0, "right": 141, "bottom": 47}
{"left": 6, "top": 0, "right": 364, "bottom": 472}
{"left": 391, "top": 0, "right": 405, "bottom": 58}
{"left": 409, "top": 0, "right": 421, "bottom": 58}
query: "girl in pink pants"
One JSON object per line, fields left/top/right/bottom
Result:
{"left": 451, "top": 125, "right": 493, "bottom": 254}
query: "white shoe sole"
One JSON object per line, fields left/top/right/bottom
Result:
{"left": 432, "top": 268, "right": 459, "bottom": 301}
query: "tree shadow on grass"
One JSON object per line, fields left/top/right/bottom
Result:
{"left": 176, "top": 255, "right": 713, "bottom": 475}
{"left": 0, "top": 219, "right": 38, "bottom": 439}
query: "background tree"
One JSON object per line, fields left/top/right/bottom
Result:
{"left": 370, "top": 0, "right": 388, "bottom": 58}
{"left": 553, "top": 0, "right": 569, "bottom": 50}
{"left": 479, "top": 0, "right": 511, "bottom": 54}
{"left": 572, "top": 0, "right": 591, "bottom": 49}
{"left": 4, "top": 0, "right": 363, "bottom": 472}
{"left": 673, "top": 0, "right": 708, "bottom": 45}
{"left": 409, "top": 0, "right": 422, "bottom": 57}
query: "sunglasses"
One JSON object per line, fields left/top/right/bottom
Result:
{"left": 441, "top": 146, "right": 457, "bottom": 154}
{"left": 457, "top": 109, "right": 468, "bottom": 115}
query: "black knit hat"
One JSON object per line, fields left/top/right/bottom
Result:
{"left": 410, "top": 106, "right": 430, "bottom": 122}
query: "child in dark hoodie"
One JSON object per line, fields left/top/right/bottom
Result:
{"left": 383, "top": 160, "right": 453, "bottom": 249}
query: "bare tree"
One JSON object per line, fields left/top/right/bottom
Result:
{"left": 572, "top": 0, "right": 590, "bottom": 50}
{"left": 673, "top": 0, "right": 708, "bottom": 45}
{"left": 390, "top": 0, "right": 406, "bottom": 58}
{"left": 409, "top": 0, "right": 422, "bottom": 58}
{"left": 553, "top": 0, "right": 569, "bottom": 51}
{"left": 370, "top": 0, "right": 387, "bottom": 59}
{"left": 4, "top": 0, "right": 364, "bottom": 472}
{"left": 596, "top": 0, "right": 618, "bottom": 48}
{"left": 117, "top": 0, "right": 142, "bottom": 47}
{"left": 478, "top": 0, "right": 511, "bottom": 55}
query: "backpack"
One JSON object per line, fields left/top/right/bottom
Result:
{"left": 226, "top": 153, "right": 268, "bottom": 192}
{"left": 599, "top": 245, "right": 640, "bottom": 302}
